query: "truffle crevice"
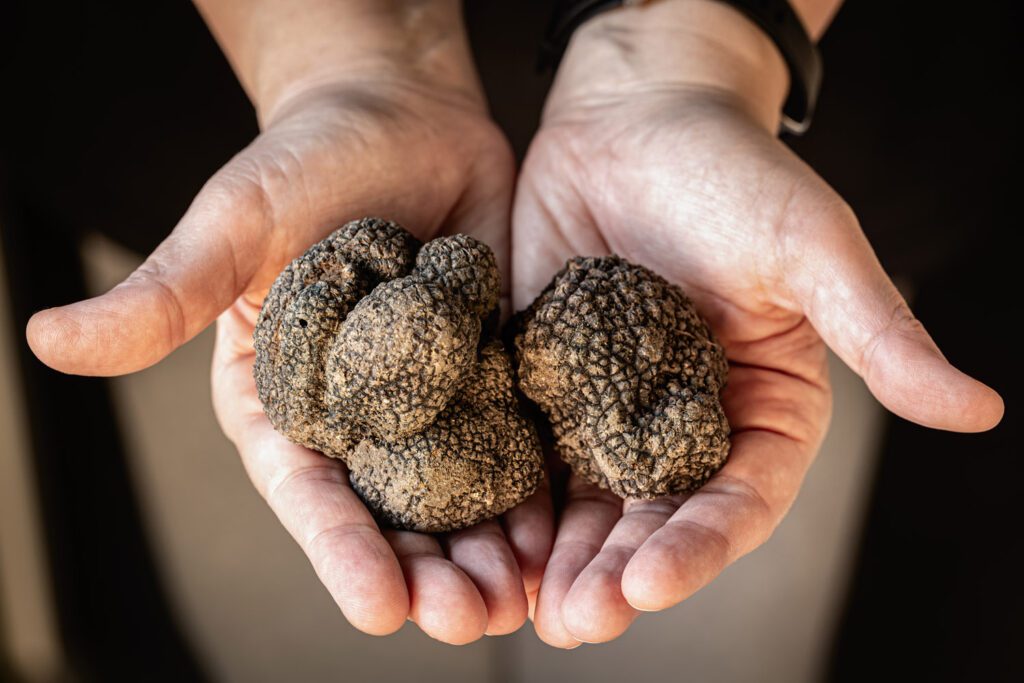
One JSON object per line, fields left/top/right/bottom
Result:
{"left": 513, "top": 256, "right": 730, "bottom": 499}
{"left": 254, "top": 217, "right": 542, "bottom": 532}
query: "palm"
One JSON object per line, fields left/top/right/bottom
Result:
{"left": 226, "top": 85, "right": 514, "bottom": 295}
{"left": 27, "top": 54, "right": 1000, "bottom": 649}
{"left": 516, "top": 93, "right": 837, "bottom": 438}
{"left": 27, "top": 77, "right": 549, "bottom": 643}
{"left": 512, "top": 93, "right": 866, "bottom": 646}
{"left": 206, "top": 82, "right": 559, "bottom": 644}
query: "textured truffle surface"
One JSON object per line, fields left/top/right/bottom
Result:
{"left": 254, "top": 217, "right": 542, "bottom": 532}
{"left": 513, "top": 256, "right": 730, "bottom": 499}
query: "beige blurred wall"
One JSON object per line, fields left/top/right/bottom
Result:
{"left": 0, "top": 233, "right": 884, "bottom": 683}
{"left": 0, "top": 242, "right": 63, "bottom": 683}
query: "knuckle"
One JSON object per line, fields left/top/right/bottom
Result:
{"left": 821, "top": 195, "right": 859, "bottom": 230}
{"left": 204, "top": 160, "right": 274, "bottom": 227}
{"left": 859, "top": 291, "right": 918, "bottom": 383}
{"left": 123, "top": 260, "right": 188, "bottom": 351}
{"left": 266, "top": 462, "right": 345, "bottom": 507}
{"left": 668, "top": 518, "right": 734, "bottom": 563}
{"left": 708, "top": 474, "right": 774, "bottom": 520}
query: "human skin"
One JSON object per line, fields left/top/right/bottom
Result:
{"left": 512, "top": 0, "right": 1005, "bottom": 647}
{"left": 23, "top": 0, "right": 1006, "bottom": 650}
{"left": 25, "top": 0, "right": 553, "bottom": 645}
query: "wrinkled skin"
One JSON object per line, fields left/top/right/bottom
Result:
{"left": 510, "top": 8, "right": 1004, "bottom": 647}
{"left": 24, "top": 0, "right": 1004, "bottom": 650}
{"left": 26, "top": 76, "right": 554, "bottom": 644}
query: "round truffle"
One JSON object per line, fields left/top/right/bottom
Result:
{"left": 513, "top": 256, "right": 730, "bottom": 499}
{"left": 254, "top": 217, "right": 543, "bottom": 532}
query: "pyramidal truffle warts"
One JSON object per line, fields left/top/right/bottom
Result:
{"left": 513, "top": 256, "right": 730, "bottom": 499}
{"left": 253, "top": 217, "right": 543, "bottom": 532}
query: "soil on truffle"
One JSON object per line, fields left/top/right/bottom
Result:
{"left": 253, "top": 217, "right": 543, "bottom": 532}
{"left": 513, "top": 256, "right": 730, "bottom": 499}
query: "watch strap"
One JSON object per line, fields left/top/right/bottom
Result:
{"left": 540, "top": 0, "right": 823, "bottom": 136}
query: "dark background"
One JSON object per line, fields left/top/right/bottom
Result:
{"left": 1, "top": 1, "right": 1020, "bottom": 681}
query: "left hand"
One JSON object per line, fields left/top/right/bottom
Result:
{"left": 513, "top": 0, "right": 1003, "bottom": 648}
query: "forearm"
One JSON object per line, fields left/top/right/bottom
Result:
{"left": 549, "top": 0, "right": 843, "bottom": 132}
{"left": 193, "top": 0, "right": 481, "bottom": 122}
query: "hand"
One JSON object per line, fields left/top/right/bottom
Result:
{"left": 26, "top": 0, "right": 552, "bottom": 644}
{"left": 512, "top": 0, "right": 1004, "bottom": 647}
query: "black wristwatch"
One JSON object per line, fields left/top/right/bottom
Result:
{"left": 541, "top": 0, "right": 823, "bottom": 136}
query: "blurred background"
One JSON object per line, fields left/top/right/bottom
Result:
{"left": 0, "top": 1, "right": 1019, "bottom": 682}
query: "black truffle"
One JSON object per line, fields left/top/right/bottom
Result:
{"left": 513, "top": 256, "right": 730, "bottom": 499}
{"left": 254, "top": 217, "right": 543, "bottom": 532}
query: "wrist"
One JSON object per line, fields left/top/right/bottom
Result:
{"left": 197, "top": 0, "right": 485, "bottom": 126}
{"left": 546, "top": 0, "right": 791, "bottom": 133}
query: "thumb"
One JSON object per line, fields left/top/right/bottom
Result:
{"left": 26, "top": 161, "right": 271, "bottom": 376}
{"left": 788, "top": 198, "right": 1004, "bottom": 433}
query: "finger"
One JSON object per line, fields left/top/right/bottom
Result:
{"left": 501, "top": 477, "right": 554, "bottom": 611}
{"left": 212, "top": 303, "right": 409, "bottom": 636}
{"left": 443, "top": 520, "right": 528, "bottom": 636}
{"left": 533, "top": 476, "right": 622, "bottom": 648}
{"left": 386, "top": 530, "right": 489, "bottom": 645}
{"left": 787, "top": 194, "right": 1003, "bottom": 432}
{"left": 621, "top": 429, "right": 805, "bottom": 611}
{"left": 27, "top": 152, "right": 274, "bottom": 376}
{"left": 561, "top": 496, "right": 683, "bottom": 643}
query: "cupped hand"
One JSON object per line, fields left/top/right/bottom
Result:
{"left": 513, "top": 0, "right": 1003, "bottom": 648}
{"left": 26, "top": 66, "right": 552, "bottom": 644}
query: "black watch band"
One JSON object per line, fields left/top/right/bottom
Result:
{"left": 540, "top": 0, "right": 823, "bottom": 136}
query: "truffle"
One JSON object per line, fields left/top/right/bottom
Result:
{"left": 513, "top": 256, "right": 730, "bottom": 499}
{"left": 254, "top": 217, "right": 543, "bottom": 532}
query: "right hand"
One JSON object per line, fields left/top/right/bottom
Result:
{"left": 511, "top": 0, "right": 1004, "bottom": 647}
{"left": 26, "top": 1, "right": 553, "bottom": 644}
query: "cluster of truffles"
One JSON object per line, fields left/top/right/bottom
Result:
{"left": 254, "top": 218, "right": 730, "bottom": 532}
{"left": 254, "top": 218, "right": 542, "bottom": 532}
{"left": 513, "top": 257, "right": 730, "bottom": 499}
